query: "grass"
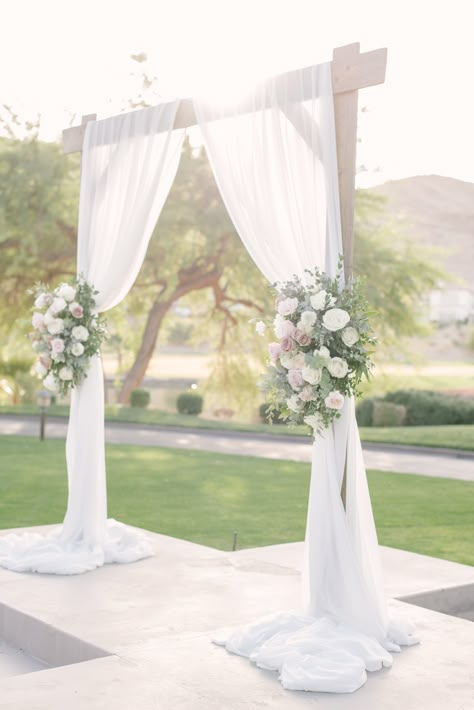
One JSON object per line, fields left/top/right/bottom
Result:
{"left": 0, "top": 435, "right": 473, "bottom": 566}
{"left": 1, "top": 404, "right": 473, "bottom": 451}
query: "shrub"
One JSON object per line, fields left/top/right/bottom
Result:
{"left": 372, "top": 400, "right": 406, "bottom": 427}
{"left": 177, "top": 392, "right": 203, "bottom": 415}
{"left": 384, "top": 389, "right": 474, "bottom": 426}
{"left": 355, "top": 398, "right": 375, "bottom": 427}
{"left": 259, "top": 403, "right": 286, "bottom": 424}
{"left": 130, "top": 388, "right": 151, "bottom": 408}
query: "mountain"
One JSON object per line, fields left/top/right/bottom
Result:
{"left": 368, "top": 175, "right": 474, "bottom": 286}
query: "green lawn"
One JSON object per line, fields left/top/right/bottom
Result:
{"left": 0, "top": 435, "right": 472, "bottom": 566}
{"left": 1, "top": 404, "right": 473, "bottom": 451}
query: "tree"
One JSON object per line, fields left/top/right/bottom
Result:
{"left": 117, "top": 138, "right": 268, "bottom": 403}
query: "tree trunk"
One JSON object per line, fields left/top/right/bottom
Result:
{"left": 118, "top": 299, "right": 171, "bottom": 404}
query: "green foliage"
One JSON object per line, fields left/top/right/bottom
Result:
{"left": 130, "top": 388, "right": 151, "bottom": 408}
{"left": 0, "top": 127, "right": 79, "bottom": 336}
{"left": 176, "top": 392, "right": 203, "bottom": 415}
{"left": 384, "top": 389, "right": 474, "bottom": 426}
{"left": 259, "top": 402, "right": 285, "bottom": 424}
{"left": 372, "top": 400, "right": 407, "bottom": 427}
{"left": 355, "top": 398, "right": 375, "bottom": 427}
{"left": 354, "top": 191, "right": 444, "bottom": 347}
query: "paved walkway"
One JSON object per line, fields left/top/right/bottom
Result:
{"left": 0, "top": 414, "right": 473, "bottom": 481}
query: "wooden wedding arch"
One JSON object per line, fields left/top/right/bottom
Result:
{"left": 62, "top": 42, "right": 387, "bottom": 505}
{"left": 62, "top": 42, "right": 387, "bottom": 282}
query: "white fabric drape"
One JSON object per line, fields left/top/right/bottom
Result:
{"left": 0, "top": 102, "right": 185, "bottom": 574}
{"left": 195, "top": 63, "right": 417, "bottom": 693}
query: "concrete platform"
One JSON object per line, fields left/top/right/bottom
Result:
{"left": 0, "top": 525, "right": 473, "bottom": 709}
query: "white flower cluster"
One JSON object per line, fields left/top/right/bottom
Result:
{"left": 30, "top": 278, "right": 106, "bottom": 396}
{"left": 260, "top": 265, "right": 374, "bottom": 436}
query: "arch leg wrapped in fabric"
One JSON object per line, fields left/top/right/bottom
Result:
{"left": 214, "top": 400, "right": 418, "bottom": 693}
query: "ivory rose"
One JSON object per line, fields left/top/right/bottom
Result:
{"left": 322, "top": 308, "right": 350, "bottom": 332}
{"left": 287, "top": 369, "right": 305, "bottom": 389}
{"left": 69, "top": 302, "right": 84, "bottom": 318}
{"left": 50, "top": 297, "right": 67, "bottom": 315}
{"left": 302, "top": 365, "right": 322, "bottom": 385}
{"left": 32, "top": 312, "right": 45, "bottom": 330}
{"left": 327, "top": 357, "right": 349, "bottom": 379}
{"left": 59, "top": 366, "right": 74, "bottom": 381}
{"left": 342, "top": 326, "right": 359, "bottom": 346}
{"left": 274, "top": 314, "right": 295, "bottom": 339}
{"left": 34, "top": 292, "right": 52, "bottom": 309}
{"left": 277, "top": 297, "right": 299, "bottom": 316}
{"left": 47, "top": 318, "right": 65, "bottom": 335}
{"left": 71, "top": 325, "right": 89, "bottom": 341}
{"left": 280, "top": 352, "right": 306, "bottom": 370}
{"left": 310, "top": 290, "right": 327, "bottom": 310}
{"left": 325, "top": 391, "right": 345, "bottom": 410}
{"left": 43, "top": 373, "right": 59, "bottom": 392}
{"left": 313, "top": 345, "right": 330, "bottom": 362}
{"left": 57, "top": 283, "right": 76, "bottom": 302}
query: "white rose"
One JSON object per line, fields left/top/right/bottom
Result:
{"left": 302, "top": 365, "right": 322, "bottom": 385}
{"left": 325, "top": 391, "right": 345, "bottom": 410}
{"left": 327, "top": 357, "right": 349, "bottom": 379}
{"left": 71, "top": 342, "right": 84, "bottom": 356}
{"left": 310, "top": 290, "right": 327, "bottom": 310}
{"left": 277, "top": 297, "right": 299, "bottom": 316}
{"left": 286, "top": 394, "right": 302, "bottom": 412}
{"left": 43, "top": 310, "right": 56, "bottom": 326}
{"left": 56, "top": 283, "right": 76, "bottom": 302}
{"left": 280, "top": 352, "right": 306, "bottom": 370}
{"left": 255, "top": 321, "right": 266, "bottom": 336}
{"left": 322, "top": 308, "right": 350, "bottom": 332}
{"left": 50, "top": 297, "right": 67, "bottom": 315}
{"left": 34, "top": 361, "right": 48, "bottom": 377}
{"left": 341, "top": 326, "right": 359, "bottom": 347}
{"left": 274, "top": 315, "right": 295, "bottom": 339}
{"left": 59, "top": 366, "right": 74, "bottom": 381}
{"left": 313, "top": 346, "right": 330, "bottom": 361}
{"left": 34, "top": 293, "right": 50, "bottom": 309}
{"left": 43, "top": 373, "right": 59, "bottom": 392}
{"left": 72, "top": 325, "right": 89, "bottom": 341}
{"left": 47, "top": 318, "right": 65, "bottom": 335}
{"left": 304, "top": 413, "right": 325, "bottom": 431}
{"left": 297, "top": 310, "right": 317, "bottom": 334}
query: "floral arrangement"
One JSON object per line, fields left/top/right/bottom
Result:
{"left": 30, "top": 277, "right": 107, "bottom": 395}
{"left": 257, "top": 261, "right": 376, "bottom": 435}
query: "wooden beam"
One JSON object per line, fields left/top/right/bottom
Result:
{"left": 62, "top": 43, "right": 387, "bottom": 155}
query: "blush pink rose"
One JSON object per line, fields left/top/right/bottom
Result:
{"left": 277, "top": 297, "right": 299, "bottom": 317}
{"left": 51, "top": 338, "right": 65, "bottom": 354}
{"left": 280, "top": 337, "right": 296, "bottom": 353}
{"left": 299, "top": 385, "right": 316, "bottom": 402}
{"left": 324, "top": 391, "right": 345, "bottom": 410}
{"left": 287, "top": 369, "right": 305, "bottom": 389}
{"left": 32, "top": 312, "right": 45, "bottom": 330}
{"left": 39, "top": 354, "right": 52, "bottom": 368}
{"left": 268, "top": 342, "right": 282, "bottom": 362}
{"left": 294, "top": 329, "right": 312, "bottom": 347}
{"left": 69, "top": 302, "right": 84, "bottom": 318}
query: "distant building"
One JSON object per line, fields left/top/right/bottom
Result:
{"left": 429, "top": 288, "right": 474, "bottom": 323}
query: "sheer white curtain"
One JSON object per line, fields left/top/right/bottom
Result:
{"left": 0, "top": 102, "right": 185, "bottom": 575}
{"left": 195, "top": 63, "right": 416, "bottom": 693}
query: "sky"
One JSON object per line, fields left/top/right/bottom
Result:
{"left": 1, "top": 0, "right": 473, "bottom": 187}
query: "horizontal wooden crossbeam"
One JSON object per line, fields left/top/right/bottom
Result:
{"left": 62, "top": 43, "right": 386, "bottom": 154}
